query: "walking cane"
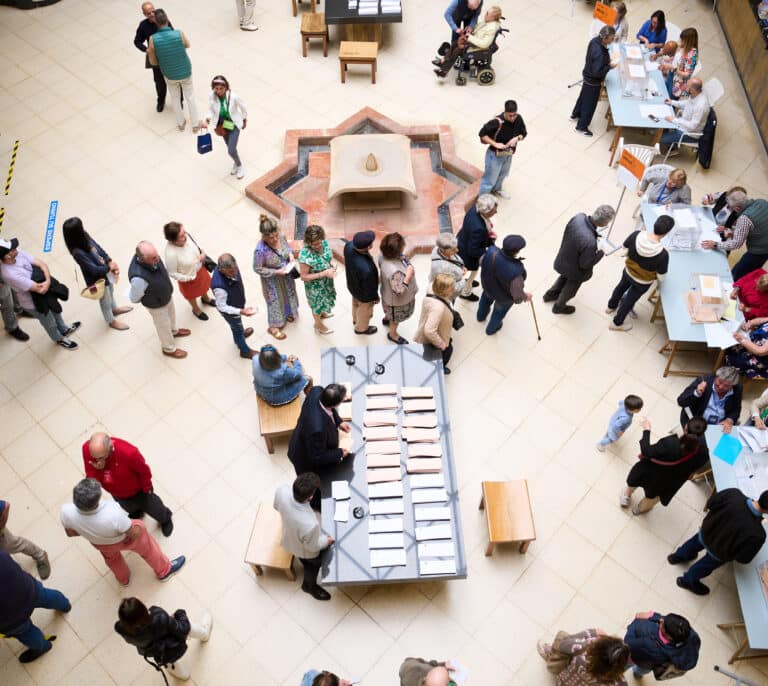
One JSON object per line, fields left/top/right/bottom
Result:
{"left": 530, "top": 299, "right": 542, "bottom": 341}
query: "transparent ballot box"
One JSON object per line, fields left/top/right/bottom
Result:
{"left": 687, "top": 273, "right": 728, "bottom": 323}
{"left": 619, "top": 44, "right": 648, "bottom": 99}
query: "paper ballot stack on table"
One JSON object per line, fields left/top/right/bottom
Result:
{"left": 367, "top": 467, "right": 402, "bottom": 483}
{"left": 402, "top": 414, "right": 438, "bottom": 428}
{"left": 366, "top": 395, "right": 399, "bottom": 410}
{"left": 366, "top": 453, "right": 401, "bottom": 468}
{"left": 402, "top": 386, "right": 434, "bottom": 398}
{"left": 365, "top": 384, "right": 397, "bottom": 395}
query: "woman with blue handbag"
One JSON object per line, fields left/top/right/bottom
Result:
{"left": 204, "top": 75, "right": 248, "bottom": 179}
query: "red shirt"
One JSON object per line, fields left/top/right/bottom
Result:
{"left": 82, "top": 437, "right": 153, "bottom": 499}
{"left": 734, "top": 268, "right": 768, "bottom": 320}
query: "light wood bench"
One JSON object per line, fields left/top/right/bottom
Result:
{"left": 300, "top": 12, "right": 328, "bottom": 57}
{"left": 256, "top": 393, "right": 302, "bottom": 454}
{"left": 291, "top": 0, "right": 318, "bottom": 17}
{"left": 339, "top": 41, "right": 378, "bottom": 84}
{"left": 244, "top": 502, "right": 296, "bottom": 580}
{"left": 479, "top": 480, "right": 536, "bottom": 556}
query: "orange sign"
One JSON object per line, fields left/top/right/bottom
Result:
{"left": 618, "top": 148, "right": 645, "bottom": 181}
{"left": 594, "top": 1, "right": 618, "bottom": 26}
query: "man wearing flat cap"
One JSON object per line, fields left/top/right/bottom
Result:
{"left": 477, "top": 234, "right": 531, "bottom": 335}
{"left": 343, "top": 230, "right": 380, "bottom": 335}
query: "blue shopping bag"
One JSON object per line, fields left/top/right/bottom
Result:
{"left": 197, "top": 131, "right": 213, "bottom": 155}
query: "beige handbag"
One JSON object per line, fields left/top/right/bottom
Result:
{"left": 80, "top": 278, "right": 105, "bottom": 300}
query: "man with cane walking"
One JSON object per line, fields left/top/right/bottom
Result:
{"left": 571, "top": 25, "right": 618, "bottom": 137}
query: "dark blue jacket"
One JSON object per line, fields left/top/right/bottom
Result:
{"left": 287, "top": 386, "right": 343, "bottom": 475}
{"left": 211, "top": 267, "right": 246, "bottom": 309}
{"left": 480, "top": 245, "right": 526, "bottom": 304}
{"left": 343, "top": 241, "right": 379, "bottom": 303}
{"left": 71, "top": 237, "right": 111, "bottom": 286}
{"left": 0, "top": 551, "right": 38, "bottom": 633}
{"left": 625, "top": 613, "right": 700, "bottom": 671}
{"left": 457, "top": 207, "right": 493, "bottom": 270}
{"left": 582, "top": 36, "right": 611, "bottom": 83}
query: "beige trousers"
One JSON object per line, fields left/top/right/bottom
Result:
{"left": 352, "top": 298, "right": 374, "bottom": 331}
{"left": 147, "top": 300, "right": 178, "bottom": 353}
{"left": 0, "top": 527, "right": 46, "bottom": 561}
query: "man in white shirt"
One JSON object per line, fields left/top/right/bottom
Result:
{"left": 60, "top": 478, "right": 185, "bottom": 586}
{"left": 273, "top": 473, "right": 334, "bottom": 601}
{"left": 661, "top": 78, "right": 709, "bottom": 150}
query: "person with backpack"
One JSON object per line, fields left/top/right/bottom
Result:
{"left": 115, "top": 597, "right": 212, "bottom": 681}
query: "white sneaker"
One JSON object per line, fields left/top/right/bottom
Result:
{"left": 241, "top": 23, "right": 259, "bottom": 31}
{"left": 608, "top": 321, "right": 632, "bottom": 331}
{"left": 596, "top": 442, "right": 606, "bottom": 452}
{"left": 619, "top": 490, "right": 631, "bottom": 508}
{"left": 177, "top": 121, "right": 186, "bottom": 132}
{"left": 235, "top": 166, "right": 245, "bottom": 179}
{"left": 605, "top": 306, "right": 616, "bottom": 314}
{"left": 493, "top": 189, "right": 511, "bottom": 200}
{"left": 199, "top": 612, "right": 213, "bottom": 642}
{"left": 230, "top": 163, "right": 239, "bottom": 175}
{"left": 168, "top": 662, "right": 190, "bottom": 681}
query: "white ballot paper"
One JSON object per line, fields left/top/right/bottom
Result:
{"left": 332, "top": 481, "right": 350, "bottom": 500}
{"left": 625, "top": 45, "right": 643, "bottom": 60}
{"left": 418, "top": 541, "right": 455, "bottom": 558}
{"left": 419, "top": 558, "right": 456, "bottom": 575}
{"left": 369, "top": 517, "right": 404, "bottom": 533}
{"left": 628, "top": 63, "right": 646, "bottom": 79}
{"left": 415, "top": 506, "right": 451, "bottom": 521}
{"left": 415, "top": 524, "right": 452, "bottom": 540}
{"left": 369, "top": 498, "right": 405, "bottom": 515}
{"left": 639, "top": 104, "right": 674, "bottom": 120}
{"left": 737, "top": 426, "right": 768, "bottom": 452}
{"left": 703, "top": 321, "right": 739, "bottom": 349}
{"left": 370, "top": 549, "right": 407, "bottom": 567}
{"left": 369, "top": 532, "right": 405, "bottom": 549}
{"left": 409, "top": 473, "right": 445, "bottom": 489}
{"left": 334, "top": 501, "right": 349, "bottom": 522}
{"left": 368, "top": 481, "right": 404, "bottom": 499}
{"left": 411, "top": 488, "right": 448, "bottom": 503}
{"left": 674, "top": 208, "right": 698, "bottom": 229}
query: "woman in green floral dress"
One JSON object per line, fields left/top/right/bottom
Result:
{"left": 298, "top": 225, "right": 337, "bottom": 334}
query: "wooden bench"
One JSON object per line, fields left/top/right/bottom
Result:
{"left": 291, "top": 0, "right": 319, "bottom": 16}
{"left": 244, "top": 502, "right": 296, "bottom": 580}
{"left": 300, "top": 12, "right": 328, "bottom": 57}
{"left": 256, "top": 393, "right": 302, "bottom": 454}
{"left": 339, "top": 41, "right": 378, "bottom": 84}
{"left": 479, "top": 480, "right": 536, "bottom": 556}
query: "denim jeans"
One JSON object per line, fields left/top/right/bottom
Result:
{"left": 607, "top": 272, "right": 651, "bottom": 325}
{"left": 477, "top": 292, "right": 512, "bottom": 334}
{"left": 4, "top": 580, "right": 70, "bottom": 652}
{"left": 661, "top": 128, "right": 700, "bottom": 148}
{"left": 220, "top": 312, "right": 250, "bottom": 354}
{"left": 98, "top": 283, "right": 116, "bottom": 324}
{"left": 223, "top": 127, "right": 242, "bottom": 167}
{"left": 479, "top": 148, "right": 513, "bottom": 195}
{"left": 24, "top": 308, "right": 70, "bottom": 342}
{"left": 632, "top": 665, "right": 651, "bottom": 677}
{"left": 731, "top": 251, "right": 768, "bottom": 282}
{"left": 674, "top": 531, "right": 725, "bottom": 585}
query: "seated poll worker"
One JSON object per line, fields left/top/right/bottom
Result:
{"left": 676, "top": 366, "right": 742, "bottom": 432}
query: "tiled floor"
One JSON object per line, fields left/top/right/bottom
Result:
{"left": 1, "top": 0, "right": 768, "bottom": 684}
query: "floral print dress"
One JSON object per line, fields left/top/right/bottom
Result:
{"left": 298, "top": 239, "right": 336, "bottom": 316}
{"left": 672, "top": 48, "right": 698, "bottom": 98}
{"left": 725, "top": 322, "right": 768, "bottom": 379}
{"left": 252, "top": 236, "right": 299, "bottom": 328}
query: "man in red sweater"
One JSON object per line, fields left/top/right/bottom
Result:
{"left": 83, "top": 432, "right": 173, "bottom": 537}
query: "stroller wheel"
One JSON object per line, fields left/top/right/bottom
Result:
{"left": 478, "top": 68, "right": 495, "bottom": 85}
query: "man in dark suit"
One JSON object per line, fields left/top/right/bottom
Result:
{"left": 456, "top": 194, "right": 498, "bottom": 301}
{"left": 288, "top": 384, "right": 351, "bottom": 508}
{"left": 677, "top": 366, "right": 742, "bottom": 431}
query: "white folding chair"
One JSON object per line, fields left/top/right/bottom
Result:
{"left": 703, "top": 77, "right": 725, "bottom": 107}
{"left": 614, "top": 138, "right": 660, "bottom": 169}
{"left": 666, "top": 22, "right": 682, "bottom": 43}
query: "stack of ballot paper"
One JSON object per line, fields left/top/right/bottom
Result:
{"left": 365, "top": 383, "right": 397, "bottom": 396}
{"left": 381, "top": 0, "right": 401, "bottom": 13}
{"left": 364, "top": 412, "right": 397, "bottom": 426}
{"left": 363, "top": 425, "right": 399, "bottom": 441}
{"left": 407, "top": 458, "right": 442, "bottom": 473}
{"left": 404, "top": 398, "right": 436, "bottom": 413}
{"left": 402, "top": 414, "right": 438, "bottom": 428}
{"left": 366, "top": 395, "right": 399, "bottom": 410}
{"left": 407, "top": 443, "right": 442, "bottom": 458}
{"left": 402, "top": 386, "right": 434, "bottom": 398}
{"left": 401, "top": 427, "right": 440, "bottom": 443}
{"left": 332, "top": 480, "right": 350, "bottom": 522}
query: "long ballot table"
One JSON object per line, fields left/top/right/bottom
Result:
{"left": 325, "top": 0, "right": 402, "bottom": 44}
{"left": 318, "top": 343, "right": 466, "bottom": 585}
{"left": 705, "top": 425, "right": 768, "bottom": 662}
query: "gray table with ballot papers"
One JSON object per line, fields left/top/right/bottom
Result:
{"left": 641, "top": 203, "right": 742, "bottom": 377}
{"left": 705, "top": 425, "right": 768, "bottom": 662}
{"left": 318, "top": 343, "right": 466, "bottom": 585}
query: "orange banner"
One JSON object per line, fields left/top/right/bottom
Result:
{"left": 594, "top": 2, "right": 617, "bottom": 26}
{"left": 618, "top": 148, "right": 645, "bottom": 181}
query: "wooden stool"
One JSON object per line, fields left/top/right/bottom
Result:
{"left": 479, "top": 480, "right": 536, "bottom": 555}
{"left": 301, "top": 13, "right": 328, "bottom": 57}
{"left": 339, "top": 41, "right": 378, "bottom": 84}
{"left": 256, "top": 393, "right": 302, "bottom": 454}
{"left": 292, "top": 0, "right": 319, "bottom": 16}
{"left": 244, "top": 502, "right": 296, "bottom": 580}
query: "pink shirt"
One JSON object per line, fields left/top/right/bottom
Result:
{"left": 0, "top": 249, "right": 36, "bottom": 311}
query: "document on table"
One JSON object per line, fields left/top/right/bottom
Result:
{"left": 401, "top": 386, "right": 434, "bottom": 398}
{"left": 714, "top": 433, "right": 742, "bottom": 465}
{"left": 627, "top": 63, "right": 646, "bottom": 79}
{"left": 401, "top": 427, "right": 440, "bottom": 443}
{"left": 703, "top": 321, "right": 739, "bottom": 349}
{"left": 625, "top": 45, "right": 643, "bottom": 60}
{"left": 407, "top": 443, "right": 442, "bottom": 458}
{"left": 369, "top": 517, "right": 404, "bottom": 533}
{"left": 419, "top": 558, "right": 456, "bottom": 575}
{"left": 675, "top": 208, "right": 698, "bottom": 229}
{"left": 363, "top": 425, "right": 399, "bottom": 441}
{"left": 409, "top": 473, "right": 445, "bottom": 488}
{"left": 338, "top": 401, "right": 353, "bottom": 421}
{"left": 403, "top": 398, "right": 436, "bottom": 413}
{"left": 341, "top": 382, "right": 352, "bottom": 401}
{"left": 402, "top": 414, "right": 438, "bottom": 428}
{"left": 737, "top": 426, "right": 768, "bottom": 452}
{"left": 639, "top": 104, "right": 674, "bottom": 120}
{"left": 332, "top": 480, "right": 350, "bottom": 500}
{"left": 363, "top": 412, "right": 398, "bottom": 427}
{"left": 366, "top": 440, "right": 401, "bottom": 455}
{"left": 645, "top": 58, "right": 659, "bottom": 71}
{"left": 366, "top": 395, "right": 399, "bottom": 410}
{"left": 406, "top": 458, "right": 443, "bottom": 473}
{"left": 370, "top": 549, "right": 407, "bottom": 567}
{"left": 366, "top": 467, "right": 402, "bottom": 483}
{"left": 414, "top": 506, "right": 451, "bottom": 521}
{"left": 411, "top": 488, "right": 448, "bottom": 503}
{"left": 334, "top": 501, "right": 349, "bottom": 522}
{"left": 369, "top": 532, "right": 405, "bottom": 549}
{"left": 366, "top": 453, "right": 401, "bottom": 468}
{"left": 365, "top": 384, "right": 397, "bottom": 396}
{"left": 368, "top": 481, "right": 404, "bottom": 498}
{"left": 417, "top": 541, "right": 455, "bottom": 558}
{"left": 369, "top": 498, "right": 404, "bottom": 515}
{"left": 415, "top": 524, "right": 452, "bottom": 540}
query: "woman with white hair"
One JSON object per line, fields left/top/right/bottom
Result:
{"left": 429, "top": 233, "right": 467, "bottom": 301}
{"left": 456, "top": 193, "right": 498, "bottom": 301}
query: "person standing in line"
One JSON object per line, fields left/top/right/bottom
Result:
{"left": 596, "top": 393, "right": 643, "bottom": 452}
{"left": 0, "top": 552, "right": 70, "bottom": 664}
{"left": 0, "top": 500, "right": 50, "bottom": 579}
{"left": 456, "top": 194, "right": 497, "bottom": 301}
{"left": 0, "top": 237, "right": 80, "bottom": 350}
{"left": 163, "top": 221, "right": 214, "bottom": 321}
{"left": 429, "top": 233, "right": 467, "bottom": 301}
{"left": 477, "top": 100, "right": 527, "bottom": 198}
{"left": 115, "top": 597, "right": 212, "bottom": 681}
{"left": 0, "top": 276, "right": 29, "bottom": 342}
{"left": 605, "top": 215, "right": 673, "bottom": 332}
{"left": 211, "top": 253, "right": 258, "bottom": 359}
{"left": 476, "top": 234, "right": 531, "bottom": 335}
{"left": 204, "top": 75, "right": 248, "bottom": 179}
{"left": 63, "top": 217, "right": 132, "bottom": 331}
{"left": 60, "top": 479, "right": 185, "bottom": 586}
{"left": 379, "top": 232, "right": 419, "bottom": 345}
{"left": 543, "top": 205, "right": 615, "bottom": 315}
{"left": 82, "top": 432, "right": 174, "bottom": 537}
{"left": 235, "top": 0, "right": 259, "bottom": 30}
{"left": 624, "top": 611, "right": 700, "bottom": 679}
{"left": 147, "top": 8, "right": 201, "bottom": 132}
{"left": 273, "top": 473, "right": 334, "bottom": 601}
{"left": 253, "top": 215, "right": 300, "bottom": 340}
{"left": 298, "top": 225, "right": 337, "bottom": 335}
{"left": 571, "top": 25, "right": 617, "bottom": 137}
{"left": 128, "top": 241, "right": 190, "bottom": 359}
{"left": 343, "top": 230, "right": 380, "bottom": 336}
{"left": 301, "top": 670, "right": 353, "bottom": 686}
{"left": 133, "top": 2, "right": 179, "bottom": 112}
{"left": 399, "top": 657, "right": 466, "bottom": 686}
{"left": 414, "top": 273, "right": 457, "bottom": 374}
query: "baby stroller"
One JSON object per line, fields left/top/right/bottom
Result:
{"left": 433, "top": 23, "right": 508, "bottom": 86}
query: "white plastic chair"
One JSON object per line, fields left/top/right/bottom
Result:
{"left": 703, "top": 77, "right": 725, "bottom": 107}
{"left": 614, "top": 137, "right": 660, "bottom": 168}
{"left": 666, "top": 22, "right": 682, "bottom": 43}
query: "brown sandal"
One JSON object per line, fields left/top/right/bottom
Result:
{"left": 268, "top": 327, "right": 287, "bottom": 340}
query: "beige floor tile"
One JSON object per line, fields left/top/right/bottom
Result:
{"left": 474, "top": 598, "right": 545, "bottom": 671}
{"left": 322, "top": 606, "right": 396, "bottom": 678}
{"left": 581, "top": 556, "right": 648, "bottom": 626}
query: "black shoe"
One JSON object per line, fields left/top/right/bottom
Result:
{"left": 552, "top": 304, "right": 576, "bottom": 315}
{"left": 19, "top": 637, "right": 55, "bottom": 663}
{"left": 63, "top": 321, "right": 81, "bottom": 336}
{"left": 195, "top": 311, "right": 209, "bottom": 321}
{"left": 354, "top": 326, "right": 378, "bottom": 335}
{"left": 569, "top": 114, "right": 578, "bottom": 121}
{"left": 382, "top": 318, "right": 390, "bottom": 326}
{"left": 8, "top": 327, "right": 29, "bottom": 341}
{"left": 443, "top": 366, "right": 451, "bottom": 375}
{"left": 434, "top": 68, "right": 447, "bottom": 78}
{"left": 542, "top": 291, "right": 558, "bottom": 303}
{"left": 575, "top": 127, "right": 594, "bottom": 137}
{"left": 676, "top": 576, "right": 709, "bottom": 595}
{"left": 161, "top": 519, "right": 174, "bottom": 537}
{"left": 387, "top": 334, "right": 408, "bottom": 345}
{"left": 302, "top": 584, "right": 331, "bottom": 601}
{"left": 157, "top": 102, "right": 164, "bottom": 112}
{"left": 160, "top": 555, "right": 185, "bottom": 581}
{"left": 57, "top": 339, "right": 78, "bottom": 350}
{"left": 667, "top": 553, "right": 685, "bottom": 565}
{"left": 458, "top": 293, "right": 479, "bottom": 302}
{"left": 128, "top": 511, "right": 145, "bottom": 519}
{"left": 431, "top": 58, "right": 443, "bottom": 67}
{"left": 472, "top": 280, "right": 479, "bottom": 287}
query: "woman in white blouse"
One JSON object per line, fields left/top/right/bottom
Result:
{"left": 204, "top": 75, "right": 248, "bottom": 179}
{"left": 163, "top": 221, "right": 214, "bottom": 320}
